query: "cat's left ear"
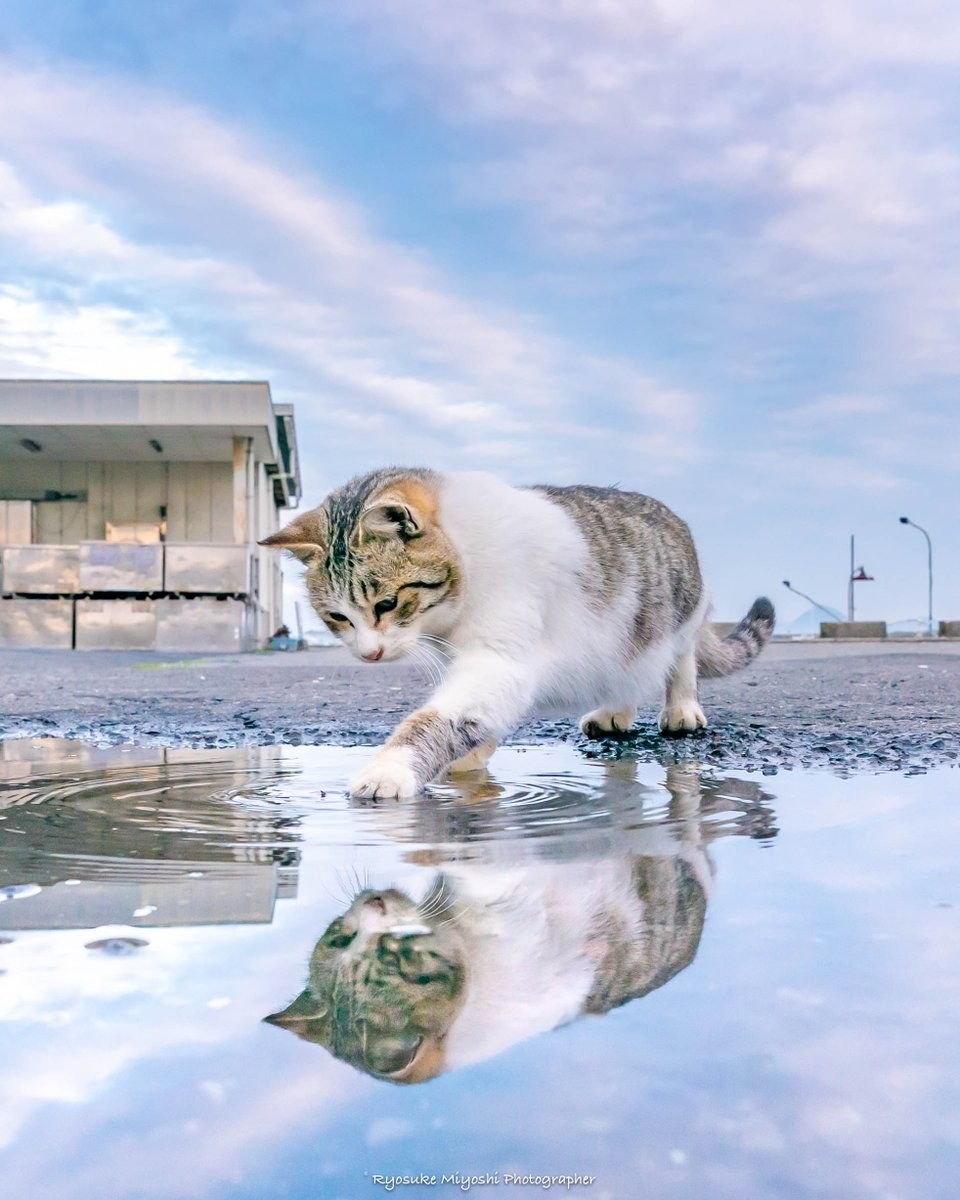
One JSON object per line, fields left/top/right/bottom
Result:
{"left": 263, "top": 990, "right": 329, "bottom": 1043}
{"left": 361, "top": 480, "right": 437, "bottom": 542}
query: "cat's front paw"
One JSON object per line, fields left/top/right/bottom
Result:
{"left": 349, "top": 752, "right": 420, "bottom": 799}
{"left": 579, "top": 707, "right": 637, "bottom": 739}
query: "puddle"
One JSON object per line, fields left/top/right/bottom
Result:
{"left": 0, "top": 739, "right": 958, "bottom": 1199}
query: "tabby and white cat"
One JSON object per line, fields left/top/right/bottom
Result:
{"left": 265, "top": 764, "right": 776, "bottom": 1082}
{"left": 261, "top": 468, "right": 773, "bottom": 798}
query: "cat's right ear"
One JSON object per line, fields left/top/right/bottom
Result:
{"left": 259, "top": 510, "right": 326, "bottom": 564}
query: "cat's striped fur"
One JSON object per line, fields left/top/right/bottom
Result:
{"left": 261, "top": 467, "right": 774, "bottom": 797}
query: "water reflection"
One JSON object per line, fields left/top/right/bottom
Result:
{"left": 266, "top": 763, "right": 776, "bottom": 1082}
{"left": 0, "top": 740, "right": 302, "bottom": 929}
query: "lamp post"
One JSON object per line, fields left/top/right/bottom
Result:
{"left": 782, "top": 580, "right": 836, "bottom": 620}
{"left": 847, "top": 535, "right": 874, "bottom": 621}
{"left": 899, "top": 517, "right": 934, "bottom": 636}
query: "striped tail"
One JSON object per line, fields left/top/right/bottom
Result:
{"left": 696, "top": 597, "right": 775, "bottom": 679}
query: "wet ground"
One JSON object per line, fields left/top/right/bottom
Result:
{"left": 1, "top": 645, "right": 958, "bottom": 1197}
{"left": 2, "top": 640, "right": 960, "bottom": 775}
{"left": 0, "top": 736, "right": 958, "bottom": 1200}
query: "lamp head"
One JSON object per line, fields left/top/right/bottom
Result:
{"left": 899, "top": 516, "right": 910, "bottom": 524}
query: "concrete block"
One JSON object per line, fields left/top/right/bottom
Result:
{"left": 1, "top": 545, "right": 81, "bottom": 594}
{"left": 155, "top": 598, "right": 249, "bottom": 652}
{"left": 79, "top": 541, "right": 163, "bottom": 592}
{"left": 75, "top": 599, "right": 156, "bottom": 650}
{"left": 820, "top": 621, "right": 887, "bottom": 639}
{"left": 0, "top": 598, "right": 74, "bottom": 648}
{"left": 163, "top": 544, "right": 248, "bottom": 594}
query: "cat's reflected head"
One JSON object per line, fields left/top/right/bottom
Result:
{"left": 260, "top": 471, "right": 462, "bottom": 664}
{"left": 265, "top": 887, "right": 466, "bottom": 1083}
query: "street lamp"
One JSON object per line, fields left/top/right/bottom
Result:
{"left": 847, "top": 535, "right": 873, "bottom": 621}
{"left": 899, "top": 517, "right": 934, "bottom": 636}
{"left": 782, "top": 580, "right": 837, "bottom": 619}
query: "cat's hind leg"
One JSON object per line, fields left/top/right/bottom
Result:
{"left": 659, "top": 644, "right": 707, "bottom": 734}
{"left": 579, "top": 706, "right": 637, "bottom": 739}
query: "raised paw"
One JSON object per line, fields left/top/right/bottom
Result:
{"left": 349, "top": 753, "right": 420, "bottom": 799}
{"left": 579, "top": 707, "right": 637, "bottom": 739}
{"left": 658, "top": 701, "right": 707, "bottom": 735}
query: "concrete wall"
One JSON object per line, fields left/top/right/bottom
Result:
{"left": 820, "top": 621, "right": 888, "bottom": 639}
{"left": 1, "top": 460, "right": 235, "bottom": 543}
{"left": 252, "top": 458, "right": 285, "bottom": 641}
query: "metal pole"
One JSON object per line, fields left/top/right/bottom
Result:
{"left": 782, "top": 581, "right": 836, "bottom": 618}
{"left": 928, "top": 530, "right": 933, "bottom": 635}
{"left": 900, "top": 518, "right": 934, "bottom": 636}
{"left": 848, "top": 534, "right": 854, "bottom": 621}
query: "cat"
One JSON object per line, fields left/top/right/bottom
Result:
{"left": 264, "top": 764, "right": 778, "bottom": 1083}
{"left": 260, "top": 468, "right": 774, "bottom": 798}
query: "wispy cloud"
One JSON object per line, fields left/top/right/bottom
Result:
{"left": 334, "top": 0, "right": 960, "bottom": 373}
{"left": 0, "top": 57, "right": 702, "bottom": 495}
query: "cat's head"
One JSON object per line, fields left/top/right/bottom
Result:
{"left": 260, "top": 469, "right": 462, "bottom": 663}
{"left": 265, "top": 886, "right": 466, "bottom": 1083}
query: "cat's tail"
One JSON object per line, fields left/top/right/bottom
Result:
{"left": 695, "top": 597, "right": 775, "bottom": 678}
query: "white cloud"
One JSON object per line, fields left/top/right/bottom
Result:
{"left": 0, "top": 58, "right": 701, "bottom": 490}
{"left": 0, "top": 286, "right": 211, "bottom": 380}
{"left": 333, "top": 0, "right": 960, "bottom": 371}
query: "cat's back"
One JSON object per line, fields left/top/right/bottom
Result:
{"left": 529, "top": 483, "right": 704, "bottom": 623}
{"left": 531, "top": 483, "right": 691, "bottom": 548}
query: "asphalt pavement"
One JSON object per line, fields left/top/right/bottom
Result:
{"left": 1, "top": 640, "right": 958, "bottom": 776}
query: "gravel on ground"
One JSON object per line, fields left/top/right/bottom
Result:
{"left": 1, "top": 640, "right": 958, "bottom": 776}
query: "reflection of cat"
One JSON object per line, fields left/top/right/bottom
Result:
{"left": 265, "top": 766, "right": 776, "bottom": 1083}
{"left": 260, "top": 469, "right": 774, "bottom": 798}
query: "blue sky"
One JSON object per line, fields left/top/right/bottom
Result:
{"left": 1, "top": 0, "right": 957, "bottom": 626}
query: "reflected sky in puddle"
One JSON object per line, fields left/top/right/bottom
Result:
{"left": 0, "top": 740, "right": 958, "bottom": 1200}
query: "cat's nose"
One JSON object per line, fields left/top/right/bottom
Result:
{"left": 362, "top": 647, "right": 384, "bottom": 662}
{"left": 364, "top": 894, "right": 387, "bottom": 914}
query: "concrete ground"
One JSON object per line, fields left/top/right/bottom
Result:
{"left": 1, "top": 639, "right": 958, "bottom": 776}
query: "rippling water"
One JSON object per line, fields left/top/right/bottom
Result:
{"left": 0, "top": 739, "right": 957, "bottom": 1200}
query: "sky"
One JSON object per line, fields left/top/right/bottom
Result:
{"left": 0, "top": 0, "right": 957, "bottom": 627}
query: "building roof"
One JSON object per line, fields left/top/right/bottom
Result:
{"left": 0, "top": 379, "right": 300, "bottom": 505}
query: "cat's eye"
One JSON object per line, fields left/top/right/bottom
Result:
{"left": 327, "top": 612, "right": 349, "bottom": 624}
{"left": 326, "top": 929, "right": 356, "bottom": 949}
{"left": 374, "top": 596, "right": 398, "bottom": 618}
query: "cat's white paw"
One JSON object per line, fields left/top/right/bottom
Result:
{"left": 349, "top": 754, "right": 420, "bottom": 799}
{"left": 658, "top": 701, "right": 707, "bottom": 735}
{"left": 579, "top": 707, "right": 636, "bottom": 739}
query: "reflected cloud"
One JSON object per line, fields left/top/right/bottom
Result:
{"left": 266, "top": 763, "right": 776, "bottom": 1081}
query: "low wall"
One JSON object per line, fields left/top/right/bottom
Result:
{"left": 820, "top": 621, "right": 888, "bottom": 639}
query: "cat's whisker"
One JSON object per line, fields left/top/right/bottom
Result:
{"left": 415, "top": 638, "right": 444, "bottom": 674}
{"left": 327, "top": 871, "right": 350, "bottom": 906}
{"left": 420, "top": 634, "right": 454, "bottom": 662}
{"left": 427, "top": 908, "right": 464, "bottom": 931}
{"left": 407, "top": 647, "right": 433, "bottom": 690}
{"left": 409, "top": 643, "right": 443, "bottom": 691}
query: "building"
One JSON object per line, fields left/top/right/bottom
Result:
{"left": 0, "top": 380, "right": 300, "bottom": 651}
